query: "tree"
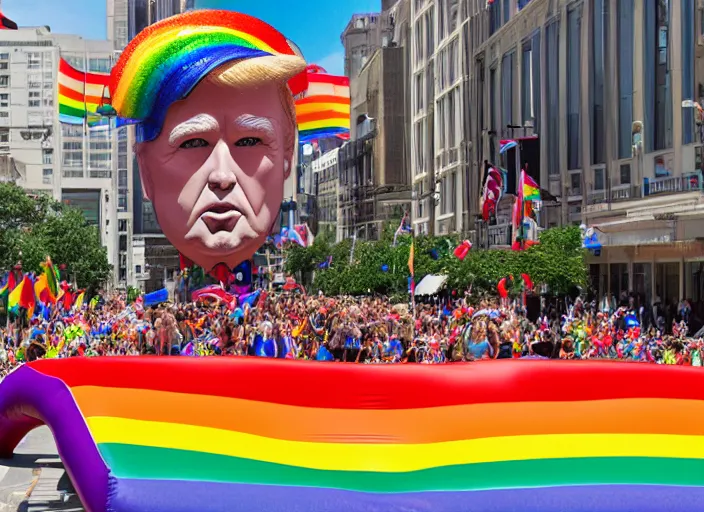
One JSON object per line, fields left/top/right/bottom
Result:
{"left": 284, "top": 226, "right": 588, "bottom": 297}
{"left": 0, "top": 183, "right": 112, "bottom": 289}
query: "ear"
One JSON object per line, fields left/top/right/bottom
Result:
{"left": 134, "top": 142, "right": 154, "bottom": 201}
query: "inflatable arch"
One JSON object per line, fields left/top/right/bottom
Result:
{"left": 1, "top": 357, "right": 704, "bottom": 512}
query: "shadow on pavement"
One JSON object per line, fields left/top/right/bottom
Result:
{"left": 0, "top": 455, "right": 64, "bottom": 471}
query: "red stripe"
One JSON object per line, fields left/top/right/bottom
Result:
{"left": 59, "top": 59, "right": 110, "bottom": 86}
{"left": 307, "top": 74, "right": 349, "bottom": 87}
{"left": 28, "top": 357, "right": 704, "bottom": 410}
{"left": 296, "top": 95, "right": 350, "bottom": 106}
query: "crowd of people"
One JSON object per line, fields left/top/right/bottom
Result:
{"left": 0, "top": 289, "right": 702, "bottom": 377}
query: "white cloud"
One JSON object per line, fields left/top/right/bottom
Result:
{"left": 314, "top": 52, "right": 345, "bottom": 76}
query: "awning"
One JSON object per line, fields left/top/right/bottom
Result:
{"left": 414, "top": 274, "right": 448, "bottom": 296}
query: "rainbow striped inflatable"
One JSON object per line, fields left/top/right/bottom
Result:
{"left": 1, "top": 357, "right": 704, "bottom": 512}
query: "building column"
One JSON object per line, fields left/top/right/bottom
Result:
{"left": 558, "top": 3, "right": 569, "bottom": 225}
{"left": 632, "top": 0, "right": 645, "bottom": 185}
{"left": 680, "top": 257, "right": 685, "bottom": 301}
{"left": 671, "top": 0, "right": 684, "bottom": 176}
{"left": 580, "top": 0, "right": 592, "bottom": 207}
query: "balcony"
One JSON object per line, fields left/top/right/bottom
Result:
{"left": 643, "top": 171, "right": 703, "bottom": 197}
{"left": 488, "top": 223, "right": 511, "bottom": 247}
{"left": 587, "top": 184, "right": 642, "bottom": 206}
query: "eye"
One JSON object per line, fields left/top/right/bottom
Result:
{"left": 180, "top": 138, "right": 209, "bottom": 149}
{"left": 235, "top": 137, "right": 262, "bottom": 147}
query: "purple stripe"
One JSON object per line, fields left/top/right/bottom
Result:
{"left": 110, "top": 479, "right": 704, "bottom": 512}
{"left": 0, "top": 365, "right": 110, "bottom": 512}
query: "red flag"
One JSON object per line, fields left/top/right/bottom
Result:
{"left": 0, "top": 12, "right": 17, "bottom": 30}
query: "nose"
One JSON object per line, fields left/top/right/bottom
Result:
{"left": 207, "top": 141, "right": 237, "bottom": 192}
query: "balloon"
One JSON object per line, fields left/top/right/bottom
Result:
{"left": 453, "top": 240, "right": 472, "bottom": 260}
{"left": 381, "top": 264, "right": 389, "bottom": 272}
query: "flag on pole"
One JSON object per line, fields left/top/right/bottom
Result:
{"left": 408, "top": 241, "right": 415, "bottom": 276}
{"left": 522, "top": 171, "right": 541, "bottom": 201}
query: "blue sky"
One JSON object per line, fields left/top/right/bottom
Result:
{"left": 1, "top": 0, "right": 381, "bottom": 76}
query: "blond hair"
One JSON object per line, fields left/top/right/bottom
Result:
{"left": 207, "top": 55, "right": 305, "bottom": 155}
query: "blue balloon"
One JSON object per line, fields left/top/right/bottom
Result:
{"left": 381, "top": 264, "right": 389, "bottom": 272}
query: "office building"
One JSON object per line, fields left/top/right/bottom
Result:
{"left": 409, "top": 0, "right": 473, "bottom": 236}
{"left": 471, "top": 0, "right": 704, "bottom": 321}
{"left": 0, "top": 26, "right": 130, "bottom": 288}
{"left": 339, "top": 1, "right": 412, "bottom": 241}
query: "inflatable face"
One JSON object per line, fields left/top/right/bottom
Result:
{"left": 110, "top": 10, "right": 307, "bottom": 272}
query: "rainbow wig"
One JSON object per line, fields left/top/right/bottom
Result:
{"left": 110, "top": 10, "right": 308, "bottom": 142}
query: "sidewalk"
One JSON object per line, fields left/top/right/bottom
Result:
{"left": 0, "top": 427, "right": 83, "bottom": 512}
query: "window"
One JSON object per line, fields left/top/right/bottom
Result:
{"left": 27, "top": 52, "right": 41, "bottom": 70}
{"left": 136, "top": 265, "right": 142, "bottom": 275}
{"left": 90, "top": 141, "right": 111, "bottom": 151}
{"left": 619, "top": 163, "right": 632, "bottom": 185}
{"left": 414, "top": 73, "right": 424, "bottom": 114}
{"left": 591, "top": 0, "right": 607, "bottom": 164}
{"left": 501, "top": 50, "right": 515, "bottom": 131}
{"left": 0, "top": 63, "right": 7, "bottom": 71}
{"left": 62, "top": 124, "right": 83, "bottom": 137}
{"left": 0, "top": 129, "right": 8, "bottom": 143}
{"left": 594, "top": 167, "right": 605, "bottom": 190}
{"left": 62, "top": 151, "right": 82, "bottom": 168}
{"left": 42, "top": 168, "right": 53, "bottom": 185}
{"left": 617, "top": 0, "right": 634, "bottom": 158}
{"left": 28, "top": 90, "right": 40, "bottom": 108}
{"left": 567, "top": 6, "right": 581, "bottom": 170}
{"left": 42, "top": 149, "right": 53, "bottom": 165}
{"left": 644, "top": 0, "right": 673, "bottom": 152}
{"left": 682, "top": 0, "right": 695, "bottom": 144}
{"left": 0, "top": 94, "right": 8, "bottom": 108}
{"left": 425, "top": 8, "right": 434, "bottom": 55}
{"left": 27, "top": 73, "right": 40, "bottom": 89}
{"left": 88, "top": 58, "right": 111, "bottom": 73}
{"left": 521, "top": 42, "right": 533, "bottom": 126}
{"left": 118, "top": 219, "right": 127, "bottom": 232}
{"left": 440, "top": 172, "right": 457, "bottom": 215}
{"left": 0, "top": 53, "right": 8, "bottom": 61}
{"left": 0, "top": 76, "right": 9, "bottom": 88}
{"left": 570, "top": 171, "right": 582, "bottom": 195}
{"left": 89, "top": 153, "right": 111, "bottom": 169}
{"left": 546, "top": 20, "right": 560, "bottom": 175}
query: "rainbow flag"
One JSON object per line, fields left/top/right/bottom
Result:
{"left": 74, "top": 291, "right": 85, "bottom": 311}
{"left": 522, "top": 171, "right": 541, "bottom": 201}
{"left": 58, "top": 58, "right": 111, "bottom": 125}
{"left": 1, "top": 358, "right": 704, "bottom": 512}
{"left": 296, "top": 66, "right": 350, "bottom": 143}
{"left": 40, "top": 256, "right": 59, "bottom": 302}
{"left": 8, "top": 274, "right": 35, "bottom": 319}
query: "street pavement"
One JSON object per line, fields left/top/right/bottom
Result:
{"left": 0, "top": 426, "right": 83, "bottom": 511}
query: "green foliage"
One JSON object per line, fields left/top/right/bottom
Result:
{"left": 284, "top": 226, "right": 587, "bottom": 297}
{"left": 126, "top": 286, "right": 141, "bottom": 303}
{"left": 0, "top": 183, "right": 112, "bottom": 289}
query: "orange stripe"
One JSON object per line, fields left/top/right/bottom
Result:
{"left": 296, "top": 95, "right": 350, "bottom": 106}
{"left": 71, "top": 386, "right": 704, "bottom": 444}
{"left": 296, "top": 111, "right": 350, "bottom": 124}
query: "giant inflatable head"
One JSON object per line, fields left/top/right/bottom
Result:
{"left": 111, "top": 10, "right": 307, "bottom": 272}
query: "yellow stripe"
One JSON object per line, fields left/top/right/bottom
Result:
{"left": 295, "top": 103, "right": 350, "bottom": 116}
{"left": 299, "top": 119, "right": 350, "bottom": 131}
{"left": 58, "top": 94, "right": 100, "bottom": 113}
{"left": 114, "top": 26, "right": 277, "bottom": 110}
{"left": 86, "top": 417, "right": 704, "bottom": 473}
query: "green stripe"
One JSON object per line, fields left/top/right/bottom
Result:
{"left": 59, "top": 103, "right": 85, "bottom": 118}
{"left": 98, "top": 443, "right": 704, "bottom": 492}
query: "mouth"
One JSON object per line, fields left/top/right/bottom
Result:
{"left": 200, "top": 203, "right": 242, "bottom": 233}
